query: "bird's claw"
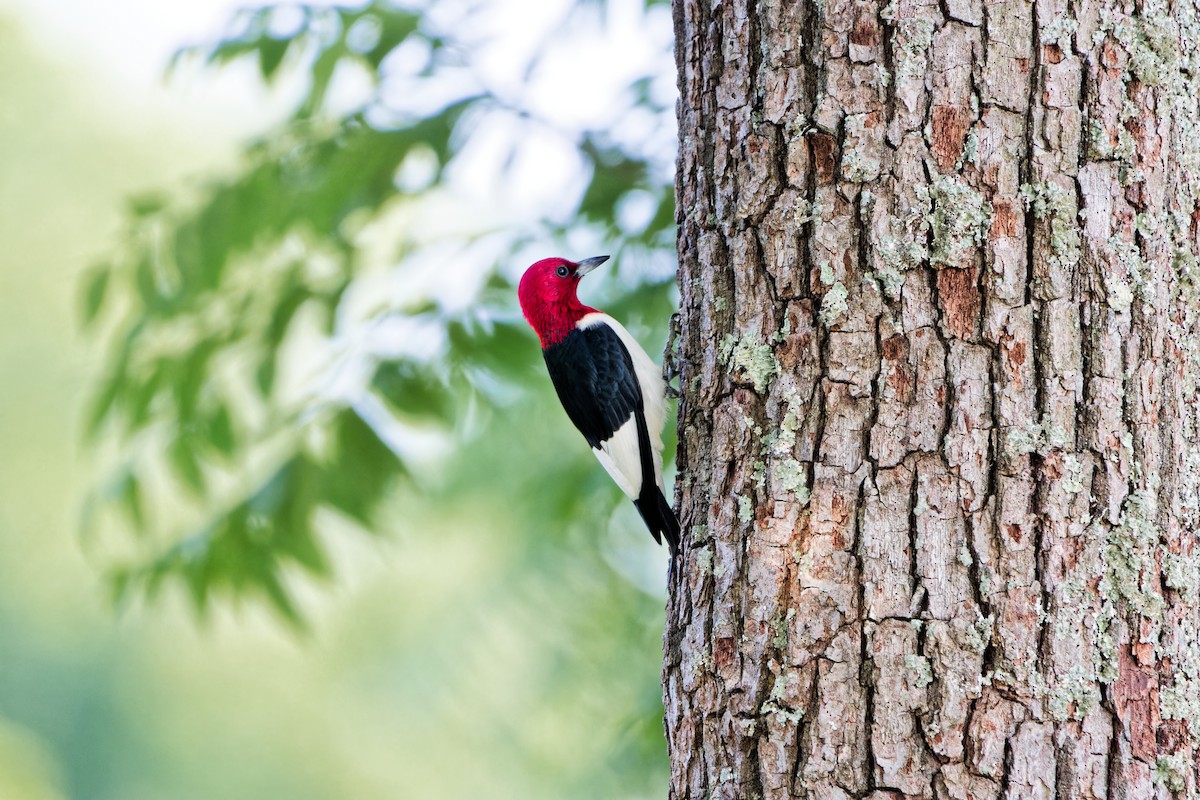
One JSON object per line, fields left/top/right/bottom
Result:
{"left": 662, "top": 312, "right": 684, "bottom": 398}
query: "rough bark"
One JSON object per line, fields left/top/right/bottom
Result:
{"left": 665, "top": 0, "right": 1200, "bottom": 797}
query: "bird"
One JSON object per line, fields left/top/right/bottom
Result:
{"left": 518, "top": 255, "right": 680, "bottom": 554}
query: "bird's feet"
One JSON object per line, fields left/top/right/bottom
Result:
{"left": 662, "top": 312, "right": 683, "bottom": 399}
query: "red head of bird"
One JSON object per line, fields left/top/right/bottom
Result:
{"left": 518, "top": 255, "right": 609, "bottom": 347}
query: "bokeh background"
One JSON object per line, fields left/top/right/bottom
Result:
{"left": 0, "top": 1, "right": 678, "bottom": 797}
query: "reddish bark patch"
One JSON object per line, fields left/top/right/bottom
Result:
{"left": 1125, "top": 180, "right": 1146, "bottom": 209}
{"left": 1005, "top": 523, "right": 1023, "bottom": 543}
{"left": 1114, "top": 646, "right": 1161, "bottom": 761}
{"left": 889, "top": 366, "right": 911, "bottom": 400}
{"left": 931, "top": 105, "right": 971, "bottom": 172}
{"left": 777, "top": 330, "right": 813, "bottom": 371}
{"left": 882, "top": 336, "right": 911, "bottom": 397}
{"left": 983, "top": 163, "right": 1002, "bottom": 188}
{"left": 714, "top": 636, "right": 737, "bottom": 670}
{"left": 937, "top": 267, "right": 980, "bottom": 339}
{"left": 1043, "top": 451, "right": 1064, "bottom": 480}
{"left": 1006, "top": 340, "right": 1027, "bottom": 390}
{"left": 991, "top": 200, "right": 1019, "bottom": 237}
{"left": 1101, "top": 40, "right": 1122, "bottom": 68}
{"left": 1007, "top": 341, "right": 1026, "bottom": 368}
{"left": 882, "top": 334, "right": 906, "bottom": 361}
{"left": 850, "top": 14, "right": 879, "bottom": 47}
{"left": 830, "top": 493, "right": 850, "bottom": 526}
{"left": 734, "top": 388, "right": 757, "bottom": 407}
{"left": 808, "top": 133, "right": 837, "bottom": 183}
{"left": 1043, "top": 43, "right": 1064, "bottom": 64}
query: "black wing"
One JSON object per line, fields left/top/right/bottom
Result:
{"left": 542, "top": 324, "right": 642, "bottom": 449}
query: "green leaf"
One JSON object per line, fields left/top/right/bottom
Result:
{"left": 372, "top": 361, "right": 453, "bottom": 423}
{"left": 169, "top": 435, "right": 206, "bottom": 495}
{"left": 447, "top": 317, "right": 538, "bottom": 383}
{"left": 81, "top": 266, "right": 111, "bottom": 327}
{"left": 117, "top": 470, "right": 144, "bottom": 530}
{"left": 208, "top": 404, "right": 236, "bottom": 455}
{"left": 258, "top": 35, "right": 291, "bottom": 80}
{"left": 319, "top": 409, "right": 403, "bottom": 526}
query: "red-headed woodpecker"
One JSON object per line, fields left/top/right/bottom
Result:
{"left": 518, "top": 255, "right": 680, "bottom": 553}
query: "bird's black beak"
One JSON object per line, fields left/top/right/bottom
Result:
{"left": 574, "top": 255, "right": 610, "bottom": 277}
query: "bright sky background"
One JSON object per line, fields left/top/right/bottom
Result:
{"left": 1, "top": 0, "right": 310, "bottom": 137}
{"left": 1, "top": 0, "right": 676, "bottom": 142}
{"left": 2, "top": 0, "right": 677, "bottom": 265}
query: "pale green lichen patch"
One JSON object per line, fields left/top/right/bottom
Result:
{"left": 1163, "top": 551, "right": 1200, "bottom": 598}
{"left": 955, "top": 130, "right": 979, "bottom": 171}
{"left": 721, "top": 331, "right": 780, "bottom": 393}
{"left": 1061, "top": 454, "right": 1085, "bottom": 494}
{"left": 876, "top": 233, "right": 926, "bottom": 299}
{"left": 841, "top": 150, "right": 876, "bottom": 183}
{"left": 841, "top": 119, "right": 881, "bottom": 183}
{"left": 1099, "top": 487, "right": 1165, "bottom": 618}
{"left": 884, "top": 5, "right": 935, "bottom": 83}
{"left": 964, "top": 612, "right": 993, "bottom": 655}
{"left": 1160, "top": 674, "right": 1200, "bottom": 722}
{"left": 818, "top": 261, "right": 851, "bottom": 325}
{"left": 1102, "top": 233, "right": 1158, "bottom": 313}
{"left": 762, "top": 670, "right": 805, "bottom": 724}
{"left": 1047, "top": 665, "right": 1102, "bottom": 721}
{"left": 820, "top": 281, "right": 850, "bottom": 326}
{"left": 1005, "top": 426, "right": 1040, "bottom": 458}
{"left": 737, "top": 494, "right": 754, "bottom": 523}
{"left": 1041, "top": 17, "right": 1078, "bottom": 47}
{"left": 1096, "top": 6, "right": 1180, "bottom": 86}
{"left": 928, "top": 176, "right": 992, "bottom": 267}
{"left": 760, "top": 387, "right": 812, "bottom": 505}
{"left": 871, "top": 190, "right": 931, "bottom": 300}
{"left": 1020, "top": 182, "right": 1082, "bottom": 275}
{"left": 774, "top": 459, "right": 810, "bottom": 503}
{"left": 792, "top": 198, "right": 824, "bottom": 226}
{"left": 770, "top": 608, "right": 796, "bottom": 650}
{"left": 819, "top": 262, "right": 837, "bottom": 285}
{"left": 1106, "top": 280, "right": 1136, "bottom": 313}
{"left": 1126, "top": 16, "right": 1178, "bottom": 86}
{"left": 775, "top": 386, "right": 803, "bottom": 445}
{"left": 905, "top": 655, "right": 934, "bottom": 688}
{"left": 1095, "top": 599, "right": 1119, "bottom": 683}
{"left": 1003, "top": 418, "right": 1070, "bottom": 459}
{"left": 1153, "top": 754, "right": 1189, "bottom": 792}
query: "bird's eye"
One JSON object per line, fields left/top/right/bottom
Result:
{"left": 555, "top": 265, "right": 570, "bottom": 278}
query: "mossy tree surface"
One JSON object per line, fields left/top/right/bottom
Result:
{"left": 666, "top": 0, "right": 1200, "bottom": 796}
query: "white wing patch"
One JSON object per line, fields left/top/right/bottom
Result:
{"left": 577, "top": 312, "right": 667, "bottom": 494}
{"left": 592, "top": 418, "right": 641, "bottom": 499}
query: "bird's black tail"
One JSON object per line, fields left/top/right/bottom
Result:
{"left": 634, "top": 487, "right": 680, "bottom": 556}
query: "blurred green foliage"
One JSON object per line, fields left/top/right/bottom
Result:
{"left": 61, "top": 1, "right": 678, "bottom": 797}
{"left": 83, "top": 0, "right": 678, "bottom": 620}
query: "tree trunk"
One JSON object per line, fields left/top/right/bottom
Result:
{"left": 665, "top": 0, "right": 1200, "bottom": 797}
